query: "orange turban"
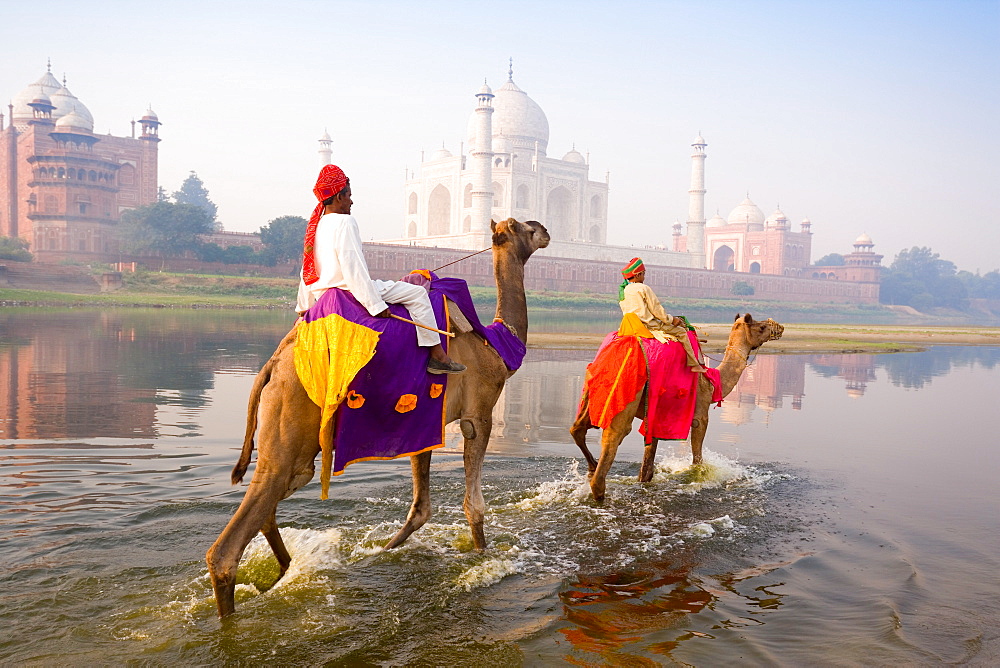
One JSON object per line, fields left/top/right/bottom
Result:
{"left": 302, "top": 165, "right": 349, "bottom": 285}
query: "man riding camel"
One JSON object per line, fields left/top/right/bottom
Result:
{"left": 618, "top": 257, "right": 705, "bottom": 372}
{"left": 296, "top": 164, "right": 465, "bottom": 374}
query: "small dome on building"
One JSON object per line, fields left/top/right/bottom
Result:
{"left": 50, "top": 85, "right": 94, "bottom": 126}
{"left": 492, "top": 134, "right": 512, "bottom": 154}
{"left": 54, "top": 108, "right": 94, "bottom": 133}
{"left": 11, "top": 69, "right": 63, "bottom": 122}
{"left": 319, "top": 129, "right": 331, "bottom": 141}
{"left": 855, "top": 232, "right": 873, "bottom": 245}
{"left": 727, "top": 197, "right": 766, "bottom": 227}
{"left": 562, "top": 148, "right": 586, "bottom": 164}
{"left": 766, "top": 208, "right": 789, "bottom": 226}
{"left": 430, "top": 144, "right": 453, "bottom": 160}
{"left": 30, "top": 93, "right": 53, "bottom": 106}
{"left": 693, "top": 133, "right": 706, "bottom": 145}
{"left": 141, "top": 107, "right": 159, "bottom": 122}
{"left": 707, "top": 212, "right": 727, "bottom": 227}
{"left": 801, "top": 217, "right": 812, "bottom": 224}
{"left": 477, "top": 82, "right": 493, "bottom": 96}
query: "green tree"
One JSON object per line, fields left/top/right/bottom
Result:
{"left": 880, "top": 246, "right": 968, "bottom": 310}
{"left": 172, "top": 171, "right": 220, "bottom": 231}
{"left": 731, "top": 280, "right": 755, "bottom": 296}
{"left": 259, "top": 215, "right": 307, "bottom": 265}
{"left": 813, "top": 253, "right": 844, "bottom": 266}
{"left": 120, "top": 201, "right": 214, "bottom": 257}
{"left": 0, "top": 236, "right": 32, "bottom": 261}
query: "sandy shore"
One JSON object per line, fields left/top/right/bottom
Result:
{"left": 527, "top": 323, "right": 1000, "bottom": 354}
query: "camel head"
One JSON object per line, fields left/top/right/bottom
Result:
{"left": 490, "top": 218, "right": 550, "bottom": 263}
{"left": 733, "top": 313, "right": 784, "bottom": 351}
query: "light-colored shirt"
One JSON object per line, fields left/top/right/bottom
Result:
{"left": 619, "top": 281, "right": 684, "bottom": 344}
{"left": 295, "top": 213, "right": 392, "bottom": 315}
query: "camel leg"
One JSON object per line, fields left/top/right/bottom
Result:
{"left": 460, "top": 416, "right": 492, "bottom": 549}
{"left": 261, "top": 510, "right": 291, "bottom": 577}
{"left": 690, "top": 378, "right": 713, "bottom": 466}
{"left": 590, "top": 397, "right": 640, "bottom": 503}
{"left": 206, "top": 470, "right": 291, "bottom": 617}
{"left": 638, "top": 438, "right": 658, "bottom": 483}
{"left": 385, "top": 450, "right": 433, "bottom": 549}
{"left": 569, "top": 390, "right": 598, "bottom": 474}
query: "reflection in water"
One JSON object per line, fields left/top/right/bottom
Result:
{"left": 1, "top": 309, "right": 999, "bottom": 664}
{"left": 0, "top": 308, "right": 293, "bottom": 440}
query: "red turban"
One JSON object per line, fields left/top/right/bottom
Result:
{"left": 302, "top": 165, "right": 349, "bottom": 285}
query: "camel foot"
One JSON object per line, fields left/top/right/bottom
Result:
{"left": 384, "top": 525, "right": 416, "bottom": 550}
{"left": 210, "top": 573, "right": 237, "bottom": 618}
{"left": 470, "top": 523, "right": 487, "bottom": 550}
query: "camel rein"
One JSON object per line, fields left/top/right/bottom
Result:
{"left": 431, "top": 247, "right": 491, "bottom": 272}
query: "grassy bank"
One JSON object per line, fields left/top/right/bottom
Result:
{"left": 1, "top": 269, "right": 993, "bottom": 325}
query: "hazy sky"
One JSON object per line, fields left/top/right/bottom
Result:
{"left": 3, "top": 0, "right": 997, "bottom": 271}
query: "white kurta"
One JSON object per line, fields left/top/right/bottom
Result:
{"left": 619, "top": 281, "right": 701, "bottom": 367}
{"left": 296, "top": 213, "right": 439, "bottom": 347}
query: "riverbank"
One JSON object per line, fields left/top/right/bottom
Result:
{"left": 528, "top": 323, "right": 1000, "bottom": 354}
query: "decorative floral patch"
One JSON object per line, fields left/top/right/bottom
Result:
{"left": 346, "top": 390, "right": 365, "bottom": 409}
{"left": 395, "top": 394, "right": 418, "bottom": 413}
{"left": 429, "top": 384, "right": 443, "bottom": 399}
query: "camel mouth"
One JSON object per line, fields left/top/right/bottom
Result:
{"left": 766, "top": 319, "right": 784, "bottom": 340}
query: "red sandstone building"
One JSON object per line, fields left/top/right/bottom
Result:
{"left": 0, "top": 64, "right": 160, "bottom": 262}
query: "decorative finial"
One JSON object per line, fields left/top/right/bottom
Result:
{"left": 47, "top": 57, "right": 51, "bottom": 72}
{"left": 63, "top": 73, "right": 67, "bottom": 86}
{"left": 508, "top": 57, "right": 513, "bottom": 82}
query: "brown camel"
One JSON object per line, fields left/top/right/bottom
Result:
{"left": 205, "top": 218, "right": 549, "bottom": 617}
{"left": 570, "top": 314, "right": 784, "bottom": 502}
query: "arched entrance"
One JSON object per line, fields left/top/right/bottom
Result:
{"left": 428, "top": 185, "right": 451, "bottom": 235}
{"left": 546, "top": 186, "right": 573, "bottom": 238}
{"left": 713, "top": 245, "right": 735, "bottom": 272}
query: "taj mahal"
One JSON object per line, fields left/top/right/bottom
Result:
{"left": 330, "top": 65, "right": 875, "bottom": 280}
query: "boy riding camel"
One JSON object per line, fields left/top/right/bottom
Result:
{"left": 296, "top": 164, "right": 465, "bottom": 374}
{"left": 618, "top": 257, "right": 705, "bottom": 372}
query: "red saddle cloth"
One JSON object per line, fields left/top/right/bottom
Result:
{"left": 582, "top": 331, "right": 722, "bottom": 443}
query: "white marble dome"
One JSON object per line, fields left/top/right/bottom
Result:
{"left": 430, "top": 145, "right": 452, "bottom": 160}
{"left": 562, "top": 148, "right": 586, "bottom": 164}
{"left": 54, "top": 108, "right": 94, "bottom": 133}
{"left": 727, "top": 197, "right": 766, "bottom": 226}
{"left": 11, "top": 70, "right": 62, "bottom": 122}
{"left": 467, "top": 77, "right": 549, "bottom": 156}
{"left": 49, "top": 85, "right": 94, "bottom": 126}
{"left": 765, "top": 208, "right": 789, "bottom": 226}
{"left": 707, "top": 212, "right": 727, "bottom": 227}
{"left": 855, "top": 232, "right": 873, "bottom": 245}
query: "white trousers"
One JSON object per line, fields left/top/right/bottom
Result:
{"left": 378, "top": 281, "right": 440, "bottom": 347}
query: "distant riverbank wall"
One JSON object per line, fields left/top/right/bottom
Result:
{"left": 41, "top": 240, "right": 879, "bottom": 305}
{"left": 363, "top": 243, "right": 880, "bottom": 305}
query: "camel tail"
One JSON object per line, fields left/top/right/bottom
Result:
{"left": 232, "top": 328, "right": 297, "bottom": 485}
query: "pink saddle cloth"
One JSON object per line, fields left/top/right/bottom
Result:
{"left": 583, "top": 331, "right": 722, "bottom": 444}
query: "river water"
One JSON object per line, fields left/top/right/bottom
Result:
{"left": 0, "top": 308, "right": 997, "bottom": 665}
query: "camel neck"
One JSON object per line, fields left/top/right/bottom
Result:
{"left": 493, "top": 251, "right": 528, "bottom": 344}
{"left": 717, "top": 339, "right": 752, "bottom": 397}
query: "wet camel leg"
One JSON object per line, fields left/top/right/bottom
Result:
{"left": 385, "top": 450, "right": 433, "bottom": 549}
{"left": 590, "top": 396, "right": 640, "bottom": 502}
{"left": 689, "top": 378, "right": 713, "bottom": 466}
{"left": 206, "top": 472, "right": 288, "bottom": 617}
{"left": 459, "top": 415, "right": 492, "bottom": 549}
{"left": 638, "top": 438, "right": 659, "bottom": 482}
{"left": 261, "top": 510, "right": 291, "bottom": 577}
{"left": 569, "top": 391, "right": 599, "bottom": 474}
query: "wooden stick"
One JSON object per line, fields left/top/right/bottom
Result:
{"left": 389, "top": 314, "right": 455, "bottom": 338}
